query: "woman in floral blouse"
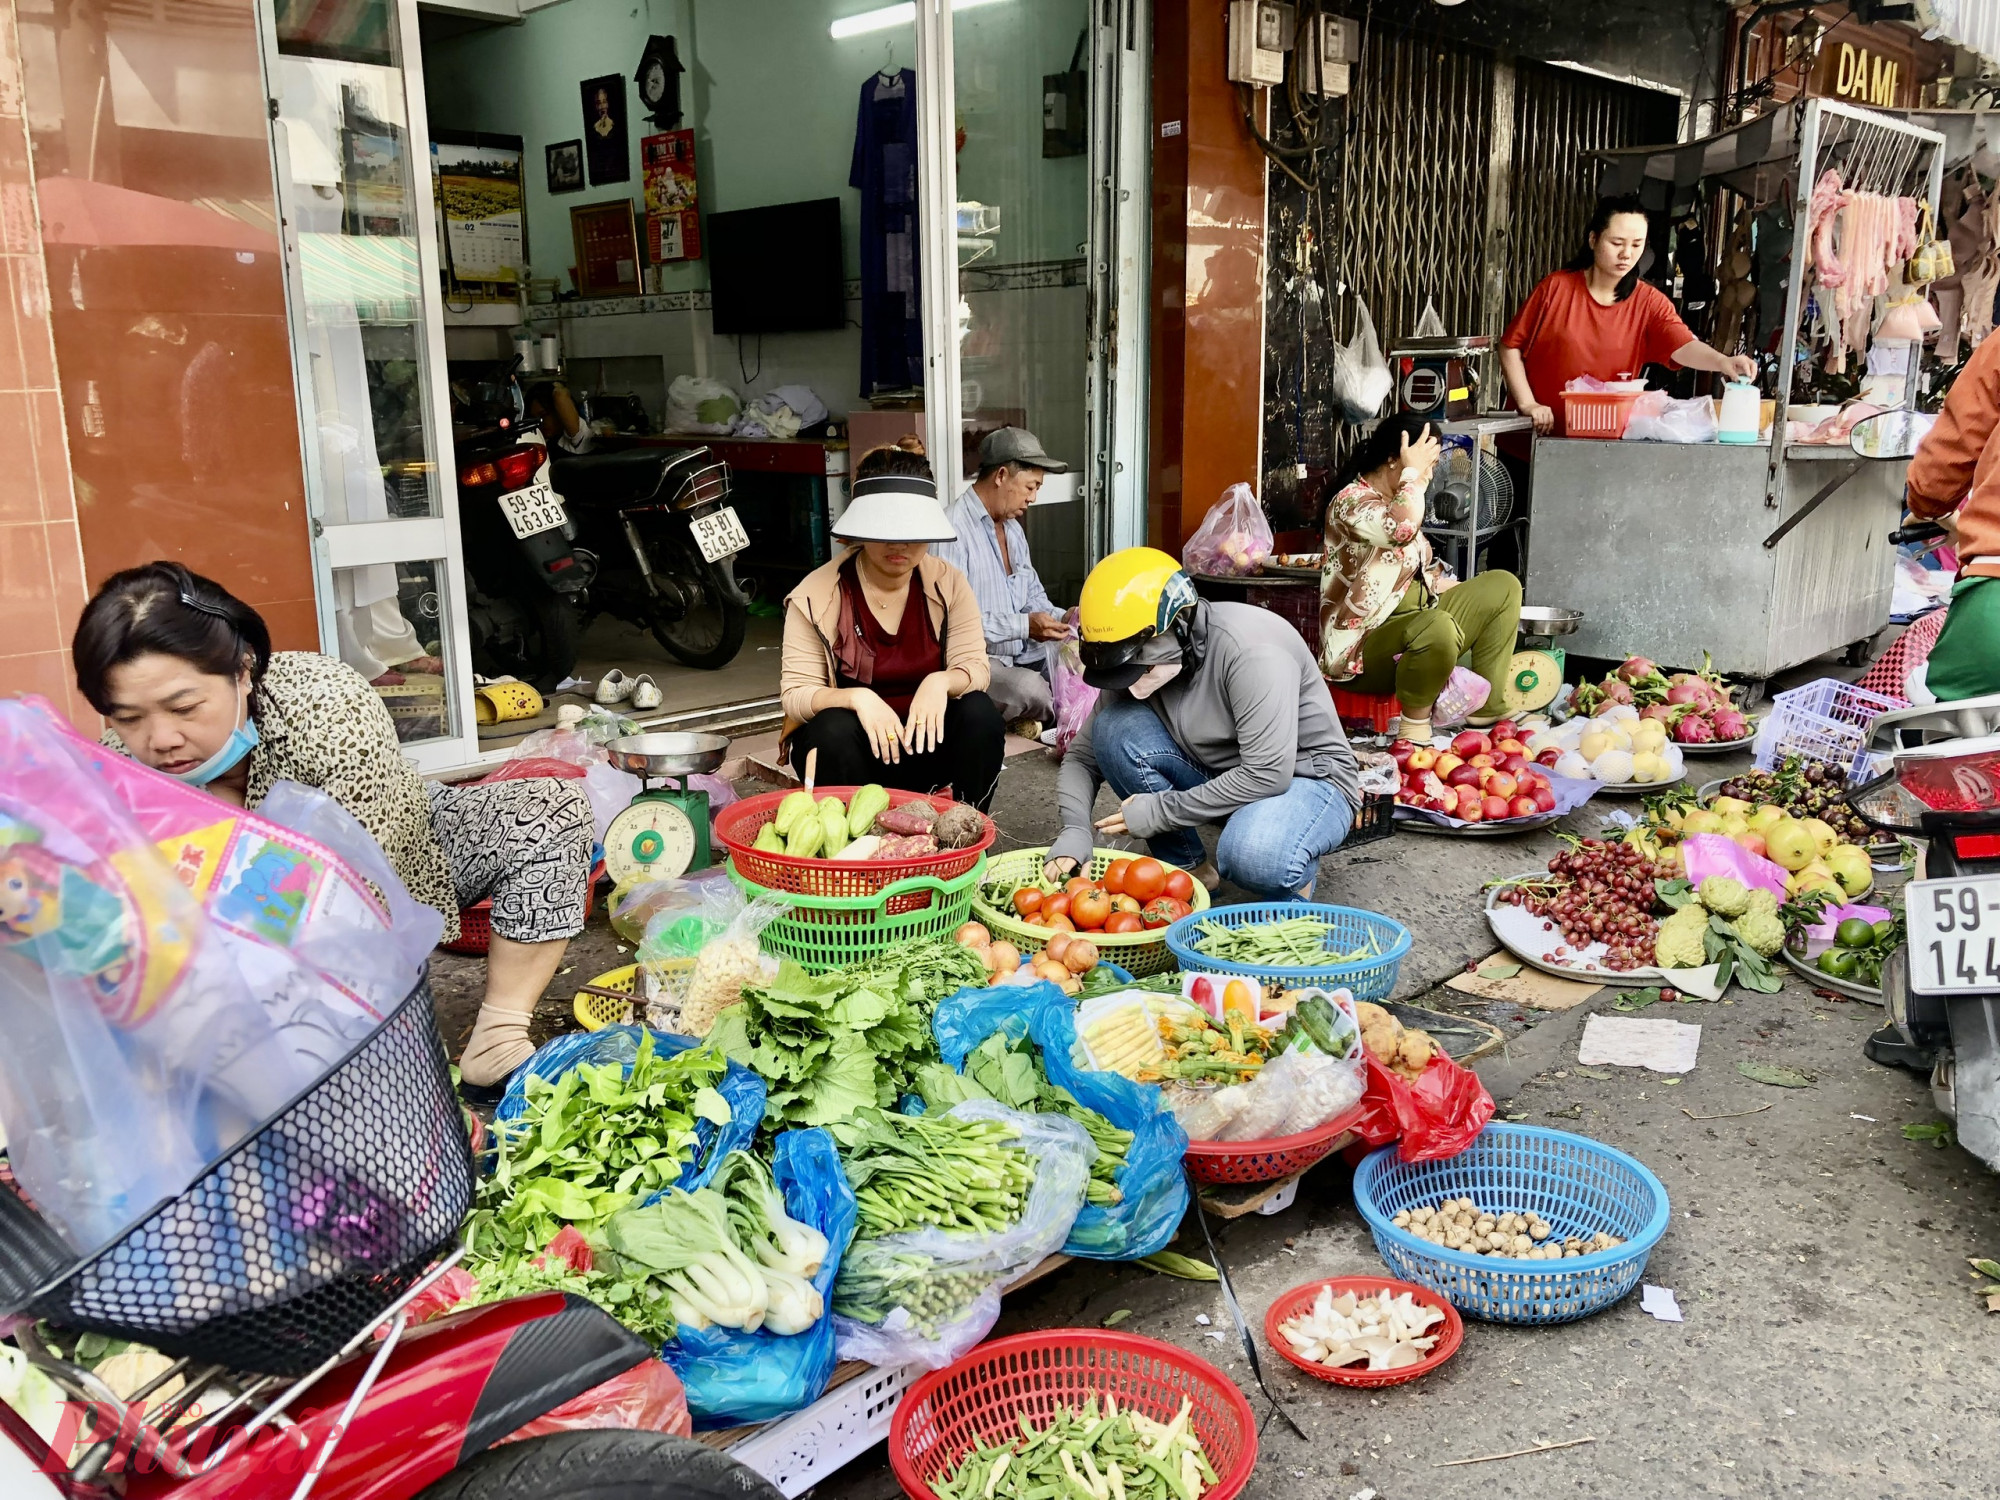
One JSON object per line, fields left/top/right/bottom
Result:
{"left": 1318, "top": 413, "right": 1522, "bottom": 744}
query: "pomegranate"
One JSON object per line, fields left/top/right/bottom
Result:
{"left": 1673, "top": 714, "right": 1716, "bottom": 744}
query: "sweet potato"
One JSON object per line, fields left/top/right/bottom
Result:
{"left": 872, "top": 801, "right": 940, "bottom": 837}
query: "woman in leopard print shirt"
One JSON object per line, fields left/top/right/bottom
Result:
{"left": 75, "top": 562, "right": 592, "bottom": 1091}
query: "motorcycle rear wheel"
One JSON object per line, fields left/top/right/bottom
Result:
{"left": 650, "top": 579, "right": 747, "bottom": 670}
{"left": 418, "top": 1430, "right": 782, "bottom": 1500}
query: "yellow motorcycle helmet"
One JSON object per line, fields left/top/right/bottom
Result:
{"left": 1078, "top": 547, "right": 1201, "bottom": 690}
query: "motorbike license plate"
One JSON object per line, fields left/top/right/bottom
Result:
{"left": 1906, "top": 873, "right": 2000, "bottom": 994}
{"left": 498, "top": 483, "right": 568, "bottom": 540}
{"left": 690, "top": 504, "right": 751, "bottom": 563}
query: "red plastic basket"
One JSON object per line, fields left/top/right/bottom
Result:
{"left": 1328, "top": 685, "right": 1397, "bottom": 735}
{"left": 442, "top": 877, "right": 596, "bottom": 957}
{"left": 1263, "top": 1276, "right": 1464, "bottom": 1388}
{"left": 889, "top": 1331, "right": 1260, "bottom": 1500}
{"left": 1181, "top": 1105, "right": 1365, "bottom": 1185}
{"left": 716, "top": 785, "right": 994, "bottom": 898}
{"left": 1561, "top": 389, "right": 1642, "bottom": 438}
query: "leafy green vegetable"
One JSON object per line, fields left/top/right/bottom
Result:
{"left": 464, "top": 1032, "right": 728, "bottom": 1266}
{"left": 462, "top": 1250, "right": 680, "bottom": 1348}
{"left": 1138, "top": 1251, "right": 1219, "bottom": 1281}
{"left": 1737, "top": 1061, "right": 1815, "bottom": 1089}
{"left": 832, "top": 1107, "right": 1036, "bottom": 1237}
{"left": 1904, "top": 1120, "right": 1955, "bottom": 1148}
{"left": 709, "top": 941, "right": 988, "bottom": 1131}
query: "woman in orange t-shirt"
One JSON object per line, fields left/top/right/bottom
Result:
{"left": 1500, "top": 194, "right": 1757, "bottom": 435}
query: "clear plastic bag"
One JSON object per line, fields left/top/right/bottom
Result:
{"left": 495, "top": 1026, "right": 766, "bottom": 1192}
{"left": 1429, "top": 667, "right": 1493, "bottom": 729}
{"left": 1332, "top": 298, "right": 1394, "bottom": 421}
{"left": 1264, "top": 1049, "right": 1366, "bottom": 1135}
{"left": 1182, "top": 483, "right": 1273, "bottom": 578}
{"left": 631, "top": 874, "right": 783, "bottom": 1032}
{"left": 832, "top": 1101, "right": 1092, "bottom": 1370}
{"left": 1622, "top": 392, "right": 1720, "bottom": 444}
{"left": 667, "top": 375, "right": 742, "bottom": 435}
{"left": 931, "top": 979, "right": 1189, "bottom": 1261}
{"left": 1050, "top": 631, "right": 1098, "bottom": 760}
{"left": 0, "top": 699, "right": 418, "bottom": 1254}
{"left": 662, "top": 1128, "right": 858, "bottom": 1427}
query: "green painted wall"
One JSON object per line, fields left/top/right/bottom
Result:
{"left": 419, "top": 0, "right": 1088, "bottom": 294}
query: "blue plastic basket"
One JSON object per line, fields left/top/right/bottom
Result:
{"left": 1350, "top": 1124, "right": 1670, "bottom": 1325}
{"left": 1162, "top": 903, "right": 1411, "bottom": 1000}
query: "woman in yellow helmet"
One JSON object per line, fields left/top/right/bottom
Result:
{"left": 1047, "top": 548, "right": 1362, "bottom": 900}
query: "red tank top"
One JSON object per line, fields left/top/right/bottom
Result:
{"left": 835, "top": 559, "right": 941, "bottom": 715}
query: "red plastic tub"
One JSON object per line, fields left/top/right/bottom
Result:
{"left": 716, "top": 785, "right": 994, "bottom": 900}
{"left": 889, "top": 1331, "right": 1259, "bottom": 1500}
{"left": 1181, "top": 1105, "right": 1365, "bottom": 1185}
{"left": 1263, "top": 1275, "right": 1464, "bottom": 1388}
{"left": 1561, "top": 389, "right": 1642, "bottom": 438}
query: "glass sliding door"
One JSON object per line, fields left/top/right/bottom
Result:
{"left": 258, "top": 0, "right": 472, "bottom": 768}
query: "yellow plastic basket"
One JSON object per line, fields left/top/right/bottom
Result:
{"left": 572, "top": 958, "right": 694, "bottom": 1030}
{"left": 968, "top": 847, "right": 1210, "bottom": 978}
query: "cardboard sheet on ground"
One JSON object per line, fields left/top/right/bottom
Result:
{"left": 1446, "top": 956, "right": 1602, "bottom": 1011}
{"left": 1577, "top": 1014, "right": 1702, "bottom": 1073}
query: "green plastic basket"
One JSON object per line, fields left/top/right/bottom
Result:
{"left": 969, "top": 846, "right": 1210, "bottom": 978}
{"left": 729, "top": 857, "right": 985, "bottom": 973}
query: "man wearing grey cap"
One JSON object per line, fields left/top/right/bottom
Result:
{"left": 931, "top": 426, "right": 1076, "bottom": 736}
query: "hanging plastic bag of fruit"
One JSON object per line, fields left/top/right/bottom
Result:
{"left": 1428, "top": 667, "right": 1493, "bottom": 729}
{"left": 1049, "top": 626, "right": 1097, "bottom": 759}
{"left": 1182, "top": 483, "right": 1273, "bottom": 578}
{"left": 1331, "top": 297, "right": 1394, "bottom": 421}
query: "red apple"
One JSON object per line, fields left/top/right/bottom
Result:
{"left": 1536, "top": 747, "right": 1563, "bottom": 768}
{"left": 1433, "top": 751, "right": 1465, "bottom": 779}
{"left": 1510, "top": 795, "right": 1539, "bottom": 819}
{"left": 1491, "top": 719, "right": 1519, "bottom": 742}
{"left": 1487, "top": 771, "right": 1519, "bottom": 800}
{"left": 1499, "top": 753, "right": 1530, "bottom": 775}
{"left": 1447, "top": 764, "right": 1483, "bottom": 788}
{"left": 1482, "top": 794, "right": 1511, "bottom": 821}
{"left": 1406, "top": 746, "right": 1438, "bottom": 771}
{"left": 1495, "top": 738, "right": 1527, "bottom": 758}
{"left": 1450, "top": 730, "right": 1491, "bottom": 759}
{"left": 1469, "top": 752, "right": 1496, "bottom": 770}
{"left": 1531, "top": 785, "right": 1557, "bottom": 813}
{"left": 1428, "top": 795, "right": 1457, "bottom": 815}
{"left": 1389, "top": 739, "right": 1417, "bottom": 766}
{"left": 1455, "top": 797, "right": 1485, "bottom": 823}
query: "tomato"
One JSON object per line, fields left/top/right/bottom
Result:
{"left": 1103, "top": 858, "right": 1133, "bottom": 895}
{"left": 1024, "top": 913, "right": 1051, "bottom": 928}
{"left": 1064, "top": 876, "right": 1096, "bottom": 897}
{"left": 1163, "top": 869, "right": 1195, "bottom": 903}
{"left": 1044, "top": 893, "right": 1072, "bottom": 919}
{"left": 1012, "top": 887, "right": 1045, "bottom": 917}
{"left": 1111, "top": 893, "right": 1142, "bottom": 914}
{"left": 1161, "top": 897, "right": 1194, "bottom": 921}
{"left": 1072, "top": 889, "right": 1113, "bottom": 930}
{"left": 1104, "top": 911, "right": 1144, "bottom": 934}
{"left": 1140, "top": 897, "right": 1179, "bottom": 929}
{"left": 1045, "top": 914, "right": 1076, "bottom": 932}
{"left": 1126, "top": 858, "right": 1167, "bottom": 902}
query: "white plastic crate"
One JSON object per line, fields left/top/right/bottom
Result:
{"left": 728, "top": 1362, "right": 920, "bottom": 1498}
{"left": 1752, "top": 677, "right": 1905, "bottom": 783}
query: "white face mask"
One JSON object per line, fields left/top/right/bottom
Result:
{"left": 1128, "top": 664, "right": 1182, "bottom": 700}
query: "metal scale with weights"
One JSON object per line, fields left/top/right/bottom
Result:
{"left": 1503, "top": 606, "right": 1582, "bottom": 719}
{"left": 601, "top": 731, "right": 732, "bottom": 882}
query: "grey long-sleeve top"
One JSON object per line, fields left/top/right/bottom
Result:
{"left": 1050, "top": 602, "right": 1361, "bottom": 868}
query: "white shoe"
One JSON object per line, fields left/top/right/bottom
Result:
{"left": 595, "top": 669, "right": 634, "bottom": 705}
{"left": 630, "top": 673, "right": 663, "bottom": 711}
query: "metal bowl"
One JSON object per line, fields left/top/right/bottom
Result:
{"left": 1517, "top": 605, "right": 1582, "bottom": 638}
{"left": 604, "top": 731, "right": 730, "bottom": 778}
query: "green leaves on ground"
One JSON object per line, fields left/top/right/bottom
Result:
{"left": 1475, "top": 959, "right": 1523, "bottom": 981}
{"left": 708, "top": 941, "right": 989, "bottom": 1132}
{"left": 1138, "top": 1251, "right": 1219, "bottom": 1281}
{"left": 1736, "top": 1061, "right": 1815, "bottom": 1089}
{"left": 1904, "top": 1120, "right": 1956, "bottom": 1148}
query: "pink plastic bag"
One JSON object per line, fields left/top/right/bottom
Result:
{"left": 1050, "top": 632, "right": 1098, "bottom": 759}
{"left": 1430, "top": 667, "right": 1492, "bottom": 728}
{"left": 1182, "top": 483, "right": 1272, "bottom": 578}
{"left": 1679, "top": 833, "right": 1788, "bottom": 903}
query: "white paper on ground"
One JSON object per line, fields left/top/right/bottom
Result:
{"left": 1577, "top": 1014, "right": 1702, "bottom": 1073}
{"left": 1641, "top": 1284, "right": 1684, "bottom": 1322}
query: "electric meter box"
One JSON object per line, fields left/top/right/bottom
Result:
{"left": 1227, "top": 0, "right": 1292, "bottom": 87}
{"left": 1297, "top": 13, "right": 1358, "bottom": 96}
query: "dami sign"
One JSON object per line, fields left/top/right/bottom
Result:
{"left": 1810, "top": 37, "right": 1916, "bottom": 109}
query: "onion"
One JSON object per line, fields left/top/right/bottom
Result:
{"left": 1045, "top": 931, "right": 1073, "bottom": 964}
{"left": 1062, "top": 939, "right": 1099, "bottom": 974}
{"left": 989, "top": 940, "right": 1022, "bottom": 973}
{"left": 956, "top": 922, "right": 991, "bottom": 948}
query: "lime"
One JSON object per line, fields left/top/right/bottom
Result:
{"left": 1818, "top": 948, "right": 1860, "bottom": 978}
{"left": 1871, "top": 919, "right": 1896, "bottom": 945}
{"left": 1835, "top": 918, "right": 1875, "bottom": 949}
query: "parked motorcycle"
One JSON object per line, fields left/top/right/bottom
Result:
{"left": 1852, "top": 695, "right": 2000, "bottom": 1174}
{"left": 548, "top": 445, "right": 752, "bottom": 671}
{"left": 449, "top": 370, "right": 586, "bottom": 691}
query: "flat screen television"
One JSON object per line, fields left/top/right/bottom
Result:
{"left": 706, "top": 198, "right": 845, "bottom": 335}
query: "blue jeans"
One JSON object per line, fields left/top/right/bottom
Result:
{"left": 1091, "top": 694, "right": 1354, "bottom": 901}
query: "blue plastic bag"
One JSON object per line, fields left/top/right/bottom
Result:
{"left": 932, "top": 981, "right": 1189, "bottom": 1260}
{"left": 496, "top": 1026, "right": 764, "bottom": 1191}
{"left": 661, "top": 1127, "right": 858, "bottom": 1428}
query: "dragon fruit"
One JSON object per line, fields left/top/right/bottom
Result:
{"left": 1710, "top": 707, "right": 1750, "bottom": 741}
{"left": 1573, "top": 680, "right": 1608, "bottom": 717}
{"left": 1616, "top": 656, "right": 1660, "bottom": 685}
{"left": 1640, "top": 703, "right": 1678, "bottom": 723}
{"left": 1598, "top": 677, "right": 1635, "bottom": 706}
{"left": 1673, "top": 713, "right": 1716, "bottom": 745}
{"left": 1665, "top": 680, "right": 1713, "bottom": 710}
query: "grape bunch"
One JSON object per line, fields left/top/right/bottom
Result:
{"left": 1496, "top": 838, "right": 1672, "bottom": 972}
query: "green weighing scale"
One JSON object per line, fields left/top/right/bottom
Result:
{"left": 601, "top": 732, "right": 731, "bottom": 882}
{"left": 1505, "top": 606, "right": 1583, "bottom": 718}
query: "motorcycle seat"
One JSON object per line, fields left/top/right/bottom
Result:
{"left": 548, "top": 448, "right": 674, "bottom": 508}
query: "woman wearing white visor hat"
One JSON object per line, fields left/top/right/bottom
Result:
{"left": 777, "top": 447, "right": 1005, "bottom": 808}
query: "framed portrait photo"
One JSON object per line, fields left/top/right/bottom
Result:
{"left": 580, "top": 74, "right": 630, "bottom": 186}
{"left": 546, "top": 139, "right": 583, "bottom": 194}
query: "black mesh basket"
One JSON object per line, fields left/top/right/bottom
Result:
{"left": 0, "top": 980, "right": 472, "bottom": 1377}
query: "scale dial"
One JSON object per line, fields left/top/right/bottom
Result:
{"left": 1503, "top": 649, "right": 1565, "bottom": 716}
{"left": 605, "top": 798, "right": 698, "bottom": 883}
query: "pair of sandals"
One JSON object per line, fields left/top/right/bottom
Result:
{"left": 595, "top": 669, "right": 663, "bottom": 712}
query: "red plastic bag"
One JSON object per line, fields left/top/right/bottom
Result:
{"left": 400, "top": 1268, "right": 479, "bottom": 1326}
{"left": 498, "top": 1357, "right": 693, "bottom": 1444}
{"left": 1350, "top": 1052, "right": 1493, "bottom": 1163}
{"left": 479, "top": 757, "right": 589, "bottom": 784}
